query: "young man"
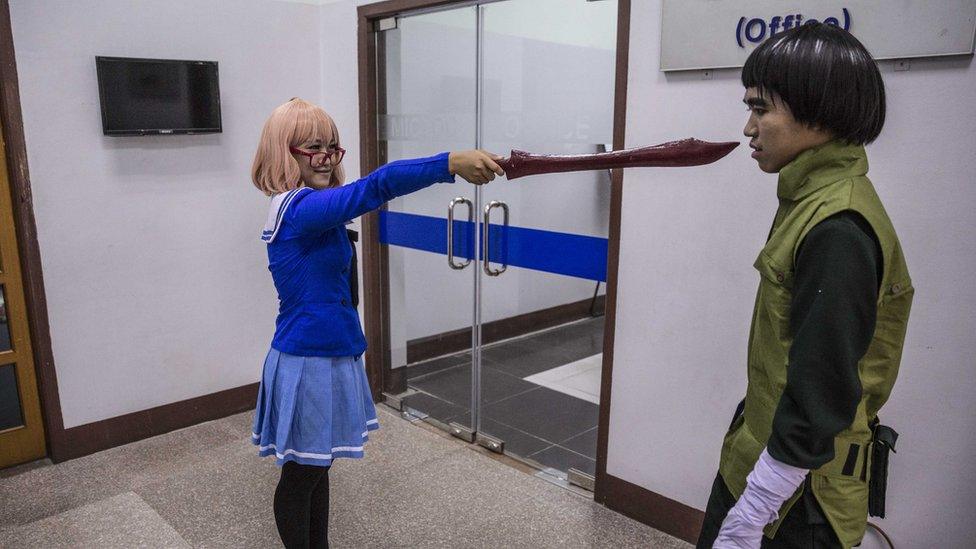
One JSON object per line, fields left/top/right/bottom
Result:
{"left": 696, "top": 23, "right": 914, "bottom": 548}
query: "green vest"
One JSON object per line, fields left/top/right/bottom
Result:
{"left": 718, "top": 141, "right": 913, "bottom": 547}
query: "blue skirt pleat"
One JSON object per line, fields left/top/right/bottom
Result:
{"left": 251, "top": 348, "right": 379, "bottom": 467}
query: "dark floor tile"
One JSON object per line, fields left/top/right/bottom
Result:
{"left": 405, "top": 352, "right": 469, "bottom": 379}
{"left": 524, "top": 322, "right": 603, "bottom": 360}
{"left": 444, "top": 413, "right": 552, "bottom": 458}
{"left": 402, "top": 392, "right": 468, "bottom": 424}
{"left": 559, "top": 427, "right": 598, "bottom": 460}
{"left": 529, "top": 445, "right": 597, "bottom": 476}
{"left": 563, "top": 337, "right": 605, "bottom": 360}
{"left": 482, "top": 340, "right": 578, "bottom": 378}
{"left": 409, "top": 364, "right": 537, "bottom": 408}
{"left": 484, "top": 386, "right": 599, "bottom": 444}
{"left": 406, "top": 320, "right": 605, "bottom": 474}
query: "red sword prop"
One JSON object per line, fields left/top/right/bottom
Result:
{"left": 495, "top": 138, "right": 739, "bottom": 180}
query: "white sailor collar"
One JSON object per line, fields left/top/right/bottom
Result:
{"left": 261, "top": 188, "right": 311, "bottom": 243}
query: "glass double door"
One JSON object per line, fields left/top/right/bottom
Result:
{"left": 379, "top": 0, "right": 616, "bottom": 480}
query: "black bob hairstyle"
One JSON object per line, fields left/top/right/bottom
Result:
{"left": 742, "top": 22, "right": 885, "bottom": 145}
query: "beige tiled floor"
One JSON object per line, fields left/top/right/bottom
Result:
{"left": 0, "top": 406, "right": 691, "bottom": 548}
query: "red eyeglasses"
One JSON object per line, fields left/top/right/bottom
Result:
{"left": 289, "top": 146, "right": 346, "bottom": 168}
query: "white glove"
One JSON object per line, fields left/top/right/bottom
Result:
{"left": 713, "top": 449, "right": 808, "bottom": 549}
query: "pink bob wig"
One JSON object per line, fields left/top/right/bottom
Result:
{"left": 251, "top": 98, "right": 345, "bottom": 195}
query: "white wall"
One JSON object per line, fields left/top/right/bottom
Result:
{"left": 607, "top": 1, "right": 976, "bottom": 547}
{"left": 10, "top": 0, "right": 323, "bottom": 428}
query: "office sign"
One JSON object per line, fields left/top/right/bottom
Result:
{"left": 661, "top": 0, "right": 976, "bottom": 71}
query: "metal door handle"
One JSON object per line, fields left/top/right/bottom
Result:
{"left": 448, "top": 197, "right": 473, "bottom": 270}
{"left": 483, "top": 200, "right": 509, "bottom": 276}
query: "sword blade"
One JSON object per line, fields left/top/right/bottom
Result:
{"left": 496, "top": 138, "right": 740, "bottom": 180}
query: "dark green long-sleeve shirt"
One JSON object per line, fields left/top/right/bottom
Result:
{"left": 767, "top": 211, "right": 883, "bottom": 469}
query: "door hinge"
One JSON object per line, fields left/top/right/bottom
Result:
{"left": 375, "top": 17, "right": 398, "bottom": 32}
{"left": 476, "top": 433, "right": 504, "bottom": 454}
{"left": 449, "top": 422, "right": 475, "bottom": 442}
{"left": 567, "top": 468, "right": 596, "bottom": 492}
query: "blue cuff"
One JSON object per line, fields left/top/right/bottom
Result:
{"left": 434, "top": 151, "right": 456, "bottom": 183}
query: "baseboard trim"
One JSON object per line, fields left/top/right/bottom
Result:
{"left": 406, "top": 295, "right": 605, "bottom": 364}
{"left": 53, "top": 382, "right": 259, "bottom": 463}
{"left": 598, "top": 473, "right": 704, "bottom": 544}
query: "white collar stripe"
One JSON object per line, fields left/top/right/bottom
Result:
{"left": 261, "top": 188, "right": 310, "bottom": 243}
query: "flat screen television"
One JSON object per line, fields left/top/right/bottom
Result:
{"left": 96, "top": 56, "right": 222, "bottom": 136}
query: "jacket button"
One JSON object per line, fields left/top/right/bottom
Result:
{"left": 776, "top": 273, "right": 784, "bottom": 283}
{"left": 891, "top": 283, "right": 901, "bottom": 293}
{"left": 341, "top": 299, "right": 348, "bottom": 306}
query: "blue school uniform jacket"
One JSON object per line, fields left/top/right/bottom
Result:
{"left": 261, "top": 153, "right": 454, "bottom": 357}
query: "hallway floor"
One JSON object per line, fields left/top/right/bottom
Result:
{"left": 0, "top": 406, "right": 690, "bottom": 548}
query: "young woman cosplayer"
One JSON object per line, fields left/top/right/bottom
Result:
{"left": 697, "top": 24, "right": 913, "bottom": 548}
{"left": 250, "top": 98, "right": 503, "bottom": 548}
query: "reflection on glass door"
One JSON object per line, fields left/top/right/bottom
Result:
{"left": 380, "top": 7, "right": 480, "bottom": 439}
{"left": 378, "top": 0, "right": 617, "bottom": 483}
{"left": 476, "top": 0, "right": 616, "bottom": 482}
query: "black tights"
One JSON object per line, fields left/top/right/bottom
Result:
{"left": 274, "top": 461, "right": 331, "bottom": 549}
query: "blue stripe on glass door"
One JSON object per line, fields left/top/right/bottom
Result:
{"left": 378, "top": 211, "right": 607, "bottom": 282}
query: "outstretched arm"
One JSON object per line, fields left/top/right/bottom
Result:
{"left": 287, "top": 150, "right": 503, "bottom": 235}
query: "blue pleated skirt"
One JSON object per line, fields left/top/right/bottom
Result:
{"left": 251, "top": 348, "right": 379, "bottom": 467}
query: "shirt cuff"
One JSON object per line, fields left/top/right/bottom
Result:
{"left": 434, "top": 151, "right": 456, "bottom": 183}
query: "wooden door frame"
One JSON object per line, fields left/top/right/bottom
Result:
{"left": 0, "top": 0, "right": 69, "bottom": 463}
{"left": 356, "top": 0, "right": 630, "bottom": 499}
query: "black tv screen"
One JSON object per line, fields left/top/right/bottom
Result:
{"left": 96, "top": 56, "right": 222, "bottom": 135}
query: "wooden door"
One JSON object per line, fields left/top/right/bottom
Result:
{"left": 0, "top": 121, "right": 46, "bottom": 468}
